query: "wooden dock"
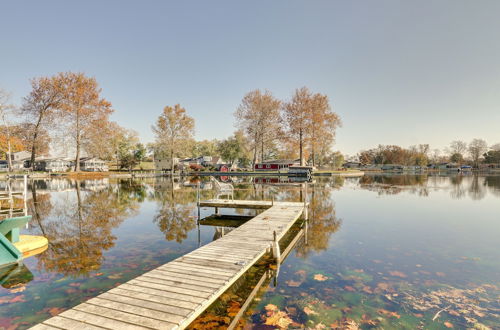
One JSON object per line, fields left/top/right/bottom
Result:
{"left": 31, "top": 199, "right": 306, "bottom": 330}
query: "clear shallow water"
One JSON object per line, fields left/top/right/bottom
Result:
{"left": 0, "top": 175, "right": 499, "bottom": 329}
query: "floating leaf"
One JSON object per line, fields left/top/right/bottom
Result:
{"left": 360, "top": 314, "right": 379, "bottom": 326}
{"left": 264, "top": 310, "right": 293, "bottom": 328}
{"left": 48, "top": 307, "right": 65, "bottom": 316}
{"left": 303, "top": 306, "right": 318, "bottom": 315}
{"left": 388, "top": 271, "right": 407, "bottom": 278}
{"left": 473, "top": 310, "right": 485, "bottom": 317}
{"left": 265, "top": 304, "right": 278, "bottom": 312}
{"left": 444, "top": 321, "right": 454, "bottom": 328}
{"left": 286, "top": 280, "right": 302, "bottom": 287}
{"left": 377, "top": 309, "right": 401, "bottom": 319}
{"left": 344, "top": 286, "right": 356, "bottom": 292}
{"left": 9, "top": 295, "right": 26, "bottom": 303}
{"left": 362, "top": 286, "right": 373, "bottom": 294}
{"left": 376, "top": 282, "right": 390, "bottom": 291}
{"left": 313, "top": 274, "right": 328, "bottom": 281}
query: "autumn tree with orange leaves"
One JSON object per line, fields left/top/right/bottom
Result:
{"left": 235, "top": 89, "right": 281, "bottom": 167}
{"left": 53, "top": 72, "right": 113, "bottom": 171}
{"left": 152, "top": 104, "right": 195, "bottom": 173}
{"left": 21, "top": 76, "right": 63, "bottom": 169}
{"left": 283, "top": 87, "right": 341, "bottom": 166}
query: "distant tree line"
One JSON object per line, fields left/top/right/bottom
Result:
{"left": 356, "top": 139, "right": 500, "bottom": 168}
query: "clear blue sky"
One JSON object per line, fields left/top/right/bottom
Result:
{"left": 1, "top": 0, "right": 499, "bottom": 155}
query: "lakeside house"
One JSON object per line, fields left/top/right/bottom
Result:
{"left": 34, "top": 158, "right": 72, "bottom": 172}
{"left": 343, "top": 161, "right": 362, "bottom": 169}
{"left": 154, "top": 155, "right": 235, "bottom": 172}
{"left": 154, "top": 157, "right": 178, "bottom": 172}
{"left": 381, "top": 164, "right": 404, "bottom": 171}
{"left": 79, "top": 157, "right": 108, "bottom": 172}
{"left": 254, "top": 159, "right": 300, "bottom": 172}
{"left": 9, "top": 151, "right": 31, "bottom": 170}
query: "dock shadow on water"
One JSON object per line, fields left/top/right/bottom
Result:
{"left": 0, "top": 174, "right": 499, "bottom": 329}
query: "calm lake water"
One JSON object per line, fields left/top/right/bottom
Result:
{"left": 0, "top": 174, "right": 499, "bottom": 329}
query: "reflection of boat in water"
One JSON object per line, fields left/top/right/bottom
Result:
{"left": 0, "top": 263, "right": 34, "bottom": 289}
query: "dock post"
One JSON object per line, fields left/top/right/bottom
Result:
{"left": 303, "top": 182, "right": 308, "bottom": 221}
{"left": 272, "top": 230, "right": 281, "bottom": 263}
{"left": 23, "top": 175, "right": 28, "bottom": 217}
{"left": 197, "top": 222, "right": 201, "bottom": 247}
{"left": 304, "top": 218, "right": 309, "bottom": 246}
{"left": 197, "top": 181, "right": 201, "bottom": 221}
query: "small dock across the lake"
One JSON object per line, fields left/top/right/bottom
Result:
{"left": 31, "top": 198, "right": 307, "bottom": 330}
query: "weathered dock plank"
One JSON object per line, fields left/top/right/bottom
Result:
{"left": 32, "top": 199, "right": 305, "bottom": 330}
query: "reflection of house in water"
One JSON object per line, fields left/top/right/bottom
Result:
{"left": 29, "top": 179, "right": 110, "bottom": 192}
{"left": 31, "top": 179, "right": 74, "bottom": 192}
{"left": 154, "top": 177, "right": 183, "bottom": 190}
{"left": 79, "top": 179, "right": 110, "bottom": 191}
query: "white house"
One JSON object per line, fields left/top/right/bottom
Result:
{"left": 79, "top": 158, "right": 108, "bottom": 172}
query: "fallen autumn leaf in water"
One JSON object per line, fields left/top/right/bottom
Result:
{"left": 378, "top": 309, "right": 401, "bottom": 319}
{"left": 313, "top": 274, "right": 329, "bottom": 281}
{"left": 344, "top": 285, "right": 356, "bottom": 292}
{"left": 303, "top": 306, "right": 318, "bottom": 315}
{"left": 388, "top": 270, "right": 407, "bottom": 278}
{"left": 264, "top": 310, "right": 293, "bottom": 328}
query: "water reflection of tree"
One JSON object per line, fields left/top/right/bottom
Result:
{"left": 151, "top": 178, "right": 196, "bottom": 243}
{"left": 295, "top": 183, "right": 342, "bottom": 258}
{"left": 468, "top": 175, "right": 486, "bottom": 200}
{"left": 29, "top": 180, "right": 142, "bottom": 277}
{"left": 449, "top": 175, "right": 467, "bottom": 200}
{"left": 359, "top": 175, "right": 432, "bottom": 196}
{"left": 483, "top": 176, "right": 500, "bottom": 197}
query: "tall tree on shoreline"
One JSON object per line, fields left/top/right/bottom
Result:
{"left": 152, "top": 104, "right": 195, "bottom": 173}
{"left": 283, "top": 88, "right": 310, "bottom": 166}
{"left": 308, "top": 91, "right": 341, "bottom": 166}
{"left": 217, "top": 130, "right": 251, "bottom": 166}
{"left": 0, "top": 89, "right": 17, "bottom": 171}
{"left": 448, "top": 140, "right": 467, "bottom": 163}
{"left": 283, "top": 87, "right": 341, "bottom": 166}
{"left": 21, "top": 76, "right": 63, "bottom": 169}
{"left": 468, "top": 138, "right": 488, "bottom": 168}
{"left": 53, "top": 72, "right": 113, "bottom": 171}
{"left": 235, "top": 90, "right": 281, "bottom": 167}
